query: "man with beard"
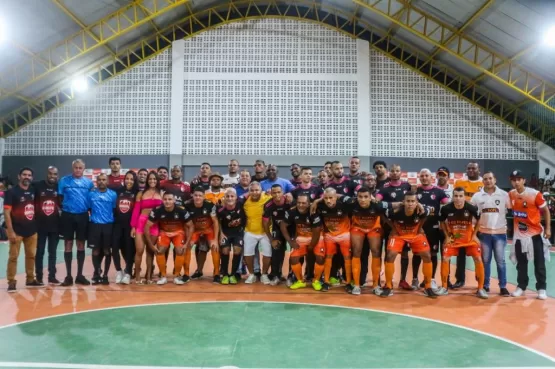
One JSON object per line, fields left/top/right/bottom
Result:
{"left": 191, "top": 163, "right": 212, "bottom": 191}
{"left": 359, "top": 171, "right": 377, "bottom": 287}
{"left": 290, "top": 163, "right": 302, "bottom": 186}
{"left": 452, "top": 162, "right": 484, "bottom": 289}
{"left": 137, "top": 168, "right": 148, "bottom": 191}
{"left": 205, "top": 173, "right": 225, "bottom": 205}
{"left": 324, "top": 162, "right": 332, "bottom": 176}
{"left": 217, "top": 188, "right": 246, "bottom": 285}
{"left": 107, "top": 157, "right": 125, "bottom": 189}
{"left": 261, "top": 165, "right": 295, "bottom": 194}
{"left": 5, "top": 167, "right": 42, "bottom": 292}
{"left": 291, "top": 167, "right": 323, "bottom": 201}
{"left": 157, "top": 166, "right": 169, "bottom": 182}
{"left": 362, "top": 173, "right": 377, "bottom": 194}
{"left": 161, "top": 165, "right": 191, "bottom": 207}
{"left": 34, "top": 166, "right": 61, "bottom": 285}
{"left": 436, "top": 167, "right": 453, "bottom": 200}
{"left": 373, "top": 161, "right": 389, "bottom": 189}
{"left": 253, "top": 160, "right": 267, "bottom": 182}
{"left": 222, "top": 159, "right": 240, "bottom": 185}
{"left": 348, "top": 156, "right": 363, "bottom": 185}
{"left": 263, "top": 184, "right": 291, "bottom": 285}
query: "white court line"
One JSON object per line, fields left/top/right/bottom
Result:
{"left": 0, "top": 301, "right": 553, "bottom": 364}
{"left": 0, "top": 365, "right": 553, "bottom": 369}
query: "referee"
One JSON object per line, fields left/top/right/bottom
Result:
{"left": 58, "top": 159, "right": 94, "bottom": 286}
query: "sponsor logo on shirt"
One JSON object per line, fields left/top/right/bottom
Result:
{"left": 24, "top": 204, "right": 35, "bottom": 220}
{"left": 119, "top": 199, "right": 131, "bottom": 213}
{"left": 42, "top": 200, "right": 56, "bottom": 216}
{"left": 513, "top": 211, "right": 527, "bottom": 218}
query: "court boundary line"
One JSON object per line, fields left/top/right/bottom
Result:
{"left": 0, "top": 301, "right": 553, "bottom": 364}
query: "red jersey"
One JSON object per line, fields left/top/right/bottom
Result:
{"left": 108, "top": 174, "right": 125, "bottom": 190}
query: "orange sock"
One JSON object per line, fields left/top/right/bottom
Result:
{"left": 385, "top": 262, "right": 394, "bottom": 289}
{"left": 314, "top": 262, "right": 324, "bottom": 281}
{"left": 475, "top": 261, "right": 485, "bottom": 289}
{"left": 344, "top": 258, "right": 352, "bottom": 284}
{"left": 324, "top": 257, "right": 333, "bottom": 283}
{"left": 211, "top": 249, "right": 220, "bottom": 276}
{"left": 352, "top": 257, "right": 361, "bottom": 287}
{"left": 156, "top": 254, "right": 167, "bottom": 277}
{"left": 291, "top": 263, "right": 303, "bottom": 281}
{"left": 371, "top": 257, "right": 381, "bottom": 287}
{"left": 174, "top": 254, "right": 185, "bottom": 276}
{"left": 441, "top": 261, "right": 450, "bottom": 288}
{"left": 183, "top": 248, "right": 192, "bottom": 276}
{"left": 423, "top": 261, "right": 433, "bottom": 288}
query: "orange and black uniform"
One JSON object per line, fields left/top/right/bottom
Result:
{"left": 217, "top": 201, "right": 246, "bottom": 277}
{"left": 161, "top": 180, "right": 191, "bottom": 207}
{"left": 283, "top": 208, "right": 324, "bottom": 258}
{"left": 34, "top": 180, "right": 60, "bottom": 282}
{"left": 386, "top": 206, "right": 430, "bottom": 253}
{"left": 149, "top": 206, "right": 187, "bottom": 278}
{"left": 350, "top": 200, "right": 390, "bottom": 237}
{"left": 184, "top": 201, "right": 217, "bottom": 243}
{"left": 112, "top": 187, "right": 137, "bottom": 275}
{"left": 263, "top": 198, "right": 291, "bottom": 279}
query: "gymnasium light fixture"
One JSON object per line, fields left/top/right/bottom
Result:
{"left": 544, "top": 25, "right": 555, "bottom": 47}
{"left": 71, "top": 76, "right": 89, "bottom": 93}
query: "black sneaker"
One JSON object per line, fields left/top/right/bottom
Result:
{"left": 321, "top": 282, "right": 330, "bottom": 292}
{"left": 101, "top": 276, "right": 109, "bottom": 285}
{"left": 484, "top": 286, "right": 490, "bottom": 292}
{"left": 191, "top": 271, "right": 203, "bottom": 280}
{"left": 452, "top": 281, "right": 465, "bottom": 289}
{"left": 424, "top": 288, "right": 438, "bottom": 298}
{"left": 48, "top": 277, "right": 61, "bottom": 285}
{"left": 26, "top": 280, "right": 44, "bottom": 287}
{"left": 61, "top": 276, "right": 73, "bottom": 286}
{"left": 181, "top": 275, "right": 191, "bottom": 284}
{"left": 36, "top": 278, "right": 43, "bottom": 285}
{"left": 7, "top": 283, "right": 16, "bottom": 293}
{"left": 345, "top": 284, "right": 354, "bottom": 294}
{"left": 380, "top": 287, "right": 393, "bottom": 297}
{"left": 92, "top": 276, "right": 102, "bottom": 285}
{"left": 500, "top": 287, "right": 510, "bottom": 297}
{"left": 75, "top": 275, "right": 91, "bottom": 286}
{"left": 213, "top": 275, "right": 221, "bottom": 284}
{"left": 447, "top": 280, "right": 454, "bottom": 289}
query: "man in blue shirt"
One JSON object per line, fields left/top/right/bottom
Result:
{"left": 58, "top": 159, "right": 94, "bottom": 287}
{"left": 234, "top": 170, "right": 251, "bottom": 198}
{"left": 260, "top": 165, "right": 295, "bottom": 194}
{"left": 87, "top": 173, "right": 117, "bottom": 285}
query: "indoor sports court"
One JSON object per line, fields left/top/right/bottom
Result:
{"left": 1, "top": 0, "right": 555, "bottom": 369}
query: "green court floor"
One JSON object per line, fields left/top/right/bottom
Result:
{"left": 0, "top": 302, "right": 552, "bottom": 368}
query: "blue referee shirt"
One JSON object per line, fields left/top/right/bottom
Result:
{"left": 88, "top": 188, "right": 117, "bottom": 224}
{"left": 58, "top": 175, "right": 94, "bottom": 214}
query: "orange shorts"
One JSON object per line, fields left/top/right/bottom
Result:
{"left": 158, "top": 231, "right": 185, "bottom": 248}
{"left": 324, "top": 233, "right": 351, "bottom": 256}
{"left": 387, "top": 234, "right": 430, "bottom": 254}
{"left": 351, "top": 227, "right": 382, "bottom": 239}
{"left": 190, "top": 230, "right": 215, "bottom": 244}
{"left": 290, "top": 236, "right": 325, "bottom": 258}
{"left": 443, "top": 241, "right": 481, "bottom": 258}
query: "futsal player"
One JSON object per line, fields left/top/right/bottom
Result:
{"left": 161, "top": 165, "right": 191, "bottom": 207}
{"left": 290, "top": 163, "right": 302, "bottom": 186}
{"left": 112, "top": 171, "right": 137, "bottom": 284}
{"left": 217, "top": 188, "right": 246, "bottom": 285}
{"left": 191, "top": 163, "right": 212, "bottom": 191}
{"left": 348, "top": 156, "right": 363, "bottom": 185}
{"left": 107, "top": 157, "right": 125, "bottom": 189}
{"left": 373, "top": 161, "right": 389, "bottom": 189}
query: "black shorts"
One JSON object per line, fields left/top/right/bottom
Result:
{"left": 424, "top": 227, "right": 442, "bottom": 254}
{"left": 61, "top": 212, "right": 89, "bottom": 241}
{"left": 220, "top": 233, "right": 244, "bottom": 248}
{"left": 87, "top": 223, "right": 113, "bottom": 250}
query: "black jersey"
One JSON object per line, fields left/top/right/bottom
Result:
{"left": 291, "top": 184, "right": 323, "bottom": 201}
{"left": 115, "top": 187, "right": 137, "bottom": 225}
{"left": 4, "top": 185, "right": 37, "bottom": 237}
{"left": 184, "top": 200, "right": 217, "bottom": 232}
{"left": 263, "top": 198, "right": 291, "bottom": 236}
{"left": 33, "top": 180, "right": 60, "bottom": 232}
{"left": 417, "top": 186, "right": 449, "bottom": 228}
{"left": 325, "top": 176, "right": 360, "bottom": 197}
{"left": 217, "top": 201, "right": 246, "bottom": 236}
{"left": 439, "top": 202, "right": 480, "bottom": 243}
{"left": 282, "top": 208, "right": 322, "bottom": 238}
{"left": 386, "top": 206, "right": 430, "bottom": 237}
{"left": 376, "top": 182, "right": 412, "bottom": 202}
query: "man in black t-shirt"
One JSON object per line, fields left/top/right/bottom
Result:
{"left": 217, "top": 188, "right": 246, "bottom": 284}
{"left": 34, "top": 166, "right": 61, "bottom": 285}
{"left": 5, "top": 167, "right": 42, "bottom": 292}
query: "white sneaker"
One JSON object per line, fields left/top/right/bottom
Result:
{"left": 431, "top": 280, "right": 438, "bottom": 290}
{"left": 269, "top": 277, "right": 280, "bottom": 286}
{"left": 245, "top": 274, "right": 257, "bottom": 284}
{"left": 352, "top": 286, "right": 362, "bottom": 295}
{"left": 477, "top": 288, "right": 489, "bottom": 299}
{"left": 157, "top": 277, "right": 167, "bottom": 285}
{"left": 511, "top": 287, "right": 524, "bottom": 297}
{"left": 121, "top": 274, "right": 131, "bottom": 285}
{"left": 174, "top": 277, "right": 185, "bottom": 285}
{"left": 115, "top": 271, "right": 124, "bottom": 284}
{"left": 260, "top": 274, "right": 271, "bottom": 285}
{"left": 538, "top": 290, "right": 547, "bottom": 300}
{"left": 411, "top": 278, "right": 419, "bottom": 290}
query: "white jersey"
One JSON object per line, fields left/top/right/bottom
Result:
{"left": 222, "top": 174, "right": 240, "bottom": 185}
{"left": 470, "top": 187, "right": 511, "bottom": 234}
{"left": 438, "top": 184, "right": 453, "bottom": 201}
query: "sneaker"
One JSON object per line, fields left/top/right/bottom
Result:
{"left": 372, "top": 286, "right": 383, "bottom": 296}
{"left": 285, "top": 276, "right": 294, "bottom": 287}
{"left": 431, "top": 280, "right": 438, "bottom": 290}
{"left": 121, "top": 274, "right": 131, "bottom": 285}
{"left": 26, "top": 280, "right": 44, "bottom": 288}
{"left": 260, "top": 274, "right": 271, "bottom": 285}
{"left": 92, "top": 276, "right": 102, "bottom": 285}
{"left": 229, "top": 275, "right": 238, "bottom": 285}
{"left": 36, "top": 278, "right": 44, "bottom": 285}
{"left": 312, "top": 280, "right": 323, "bottom": 291}
{"left": 174, "top": 277, "right": 185, "bottom": 285}
{"left": 423, "top": 288, "right": 438, "bottom": 298}
{"left": 477, "top": 289, "right": 489, "bottom": 299}
{"left": 511, "top": 287, "right": 524, "bottom": 297}
{"left": 7, "top": 283, "right": 16, "bottom": 293}
{"left": 254, "top": 271, "right": 262, "bottom": 279}
{"left": 419, "top": 281, "right": 425, "bottom": 288}
{"left": 101, "top": 276, "right": 109, "bottom": 285}
{"left": 499, "top": 287, "right": 510, "bottom": 297}
{"left": 321, "top": 282, "right": 330, "bottom": 292}
{"left": 157, "top": 277, "right": 168, "bottom": 285}
{"left": 269, "top": 277, "right": 280, "bottom": 286}
{"left": 61, "top": 276, "right": 73, "bottom": 287}
{"left": 290, "top": 280, "right": 307, "bottom": 290}
{"left": 75, "top": 275, "right": 91, "bottom": 286}
{"left": 181, "top": 275, "right": 191, "bottom": 284}
{"left": 380, "top": 287, "right": 393, "bottom": 297}
{"left": 399, "top": 280, "right": 412, "bottom": 290}
{"left": 411, "top": 278, "right": 419, "bottom": 290}
{"left": 345, "top": 284, "right": 354, "bottom": 294}
{"left": 191, "top": 271, "right": 203, "bottom": 280}
{"left": 221, "top": 276, "right": 230, "bottom": 285}
{"left": 48, "top": 277, "right": 61, "bottom": 285}
{"left": 452, "top": 281, "right": 465, "bottom": 289}
{"left": 436, "top": 287, "right": 449, "bottom": 296}
{"left": 329, "top": 277, "right": 341, "bottom": 287}
{"left": 245, "top": 274, "right": 257, "bottom": 284}
{"left": 484, "top": 286, "right": 490, "bottom": 293}
{"left": 538, "top": 290, "right": 547, "bottom": 300}
{"left": 115, "top": 271, "right": 124, "bottom": 284}
{"left": 213, "top": 275, "right": 221, "bottom": 284}
{"left": 352, "top": 286, "right": 362, "bottom": 295}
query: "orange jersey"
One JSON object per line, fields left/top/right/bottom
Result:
{"left": 205, "top": 190, "right": 225, "bottom": 205}
{"left": 454, "top": 178, "right": 484, "bottom": 201}
{"left": 386, "top": 206, "right": 428, "bottom": 238}
{"left": 148, "top": 207, "right": 186, "bottom": 233}
{"left": 439, "top": 202, "right": 480, "bottom": 244}
{"left": 509, "top": 187, "right": 546, "bottom": 237}
{"left": 283, "top": 208, "right": 322, "bottom": 238}
{"left": 350, "top": 200, "right": 390, "bottom": 232}
{"left": 316, "top": 198, "right": 351, "bottom": 236}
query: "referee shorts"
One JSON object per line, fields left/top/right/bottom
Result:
{"left": 61, "top": 211, "right": 89, "bottom": 242}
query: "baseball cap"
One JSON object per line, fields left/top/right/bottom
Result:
{"left": 510, "top": 170, "right": 524, "bottom": 179}
{"left": 436, "top": 166, "right": 450, "bottom": 176}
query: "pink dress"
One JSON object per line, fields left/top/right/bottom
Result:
{"left": 131, "top": 198, "right": 162, "bottom": 236}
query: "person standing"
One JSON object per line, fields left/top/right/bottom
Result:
{"left": 222, "top": 159, "right": 240, "bottom": 185}
{"left": 58, "top": 159, "right": 94, "bottom": 287}
{"left": 112, "top": 171, "right": 137, "bottom": 284}
{"left": 5, "top": 167, "right": 42, "bottom": 292}
{"left": 34, "top": 166, "right": 61, "bottom": 285}
{"left": 509, "top": 170, "right": 551, "bottom": 300}
{"left": 107, "top": 157, "right": 125, "bottom": 189}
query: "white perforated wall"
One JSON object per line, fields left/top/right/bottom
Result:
{"left": 369, "top": 52, "right": 537, "bottom": 160}
{"left": 182, "top": 19, "right": 362, "bottom": 156}
{"left": 4, "top": 50, "right": 171, "bottom": 156}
